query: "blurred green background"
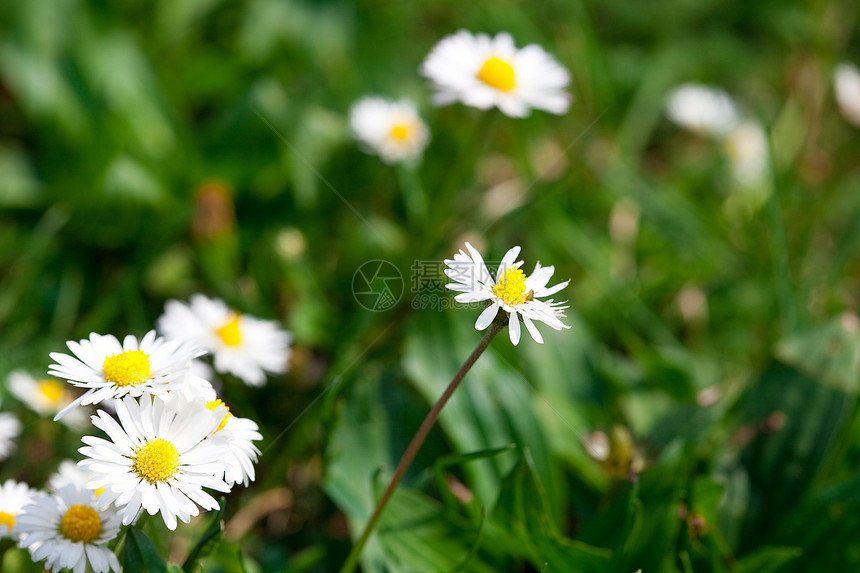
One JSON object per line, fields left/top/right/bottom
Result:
{"left": 2, "top": 0, "right": 860, "bottom": 571}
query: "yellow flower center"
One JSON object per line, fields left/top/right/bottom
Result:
{"left": 492, "top": 267, "right": 531, "bottom": 306}
{"left": 477, "top": 56, "right": 516, "bottom": 92}
{"left": 0, "top": 511, "right": 15, "bottom": 531}
{"left": 215, "top": 314, "right": 242, "bottom": 347}
{"left": 60, "top": 504, "right": 102, "bottom": 543}
{"left": 103, "top": 350, "right": 151, "bottom": 387}
{"left": 38, "top": 379, "right": 66, "bottom": 404}
{"left": 134, "top": 438, "right": 180, "bottom": 483}
{"left": 206, "top": 399, "right": 232, "bottom": 433}
{"left": 389, "top": 124, "right": 410, "bottom": 141}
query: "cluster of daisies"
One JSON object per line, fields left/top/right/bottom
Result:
{"left": 0, "top": 295, "right": 291, "bottom": 573}
{"left": 350, "top": 30, "right": 572, "bottom": 165}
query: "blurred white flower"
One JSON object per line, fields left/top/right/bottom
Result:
{"left": 47, "top": 460, "right": 94, "bottom": 493}
{"left": 78, "top": 394, "right": 232, "bottom": 531}
{"left": 49, "top": 331, "right": 203, "bottom": 420}
{"left": 350, "top": 97, "right": 429, "bottom": 164}
{"left": 8, "top": 371, "right": 87, "bottom": 427}
{"left": 17, "top": 484, "right": 121, "bottom": 573}
{"left": 0, "top": 412, "right": 20, "bottom": 461}
{"left": 665, "top": 83, "right": 740, "bottom": 137}
{"left": 445, "top": 242, "right": 570, "bottom": 345}
{"left": 724, "top": 120, "right": 769, "bottom": 188}
{"left": 421, "top": 30, "right": 571, "bottom": 117}
{"left": 834, "top": 62, "right": 860, "bottom": 126}
{"left": 158, "top": 294, "right": 292, "bottom": 387}
{"left": 0, "top": 479, "right": 37, "bottom": 540}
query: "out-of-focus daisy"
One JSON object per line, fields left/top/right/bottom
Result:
{"left": 0, "top": 479, "right": 37, "bottom": 539}
{"left": 421, "top": 30, "right": 571, "bottom": 117}
{"left": 724, "top": 120, "right": 769, "bottom": 188}
{"left": 78, "top": 394, "right": 231, "bottom": 530}
{"left": 350, "top": 97, "right": 430, "bottom": 164}
{"left": 665, "top": 83, "right": 740, "bottom": 138}
{"left": 47, "top": 460, "right": 94, "bottom": 493}
{"left": 16, "top": 484, "right": 121, "bottom": 573}
{"left": 158, "top": 294, "right": 292, "bottom": 387}
{"left": 49, "top": 331, "right": 203, "bottom": 420}
{"left": 8, "top": 371, "right": 87, "bottom": 427}
{"left": 0, "top": 412, "right": 21, "bottom": 461}
{"left": 834, "top": 62, "right": 860, "bottom": 126}
{"left": 445, "top": 242, "right": 570, "bottom": 345}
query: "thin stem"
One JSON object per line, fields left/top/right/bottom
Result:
{"left": 339, "top": 318, "right": 506, "bottom": 573}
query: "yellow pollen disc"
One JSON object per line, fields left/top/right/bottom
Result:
{"left": 206, "top": 399, "right": 232, "bottom": 433}
{"left": 103, "top": 350, "right": 151, "bottom": 387}
{"left": 389, "top": 124, "right": 410, "bottom": 141}
{"left": 60, "top": 504, "right": 102, "bottom": 543}
{"left": 492, "top": 267, "right": 531, "bottom": 306}
{"left": 215, "top": 314, "right": 243, "bottom": 347}
{"left": 0, "top": 511, "right": 15, "bottom": 530}
{"left": 134, "top": 438, "right": 180, "bottom": 483}
{"left": 38, "top": 379, "right": 66, "bottom": 404}
{"left": 477, "top": 56, "right": 516, "bottom": 92}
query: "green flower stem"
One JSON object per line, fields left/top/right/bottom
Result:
{"left": 339, "top": 318, "right": 506, "bottom": 573}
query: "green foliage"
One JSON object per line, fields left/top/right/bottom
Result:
{"left": 3, "top": 0, "right": 860, "bottom": 571}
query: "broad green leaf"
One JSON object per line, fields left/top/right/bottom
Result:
{"left": 125, "top": 526, "right": 167, "bottom": 573}
{"left": 735, "top": 546, "right": 801, "bottom": 573}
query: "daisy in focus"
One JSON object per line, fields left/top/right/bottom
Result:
{"left": 48, "top": 330, "right": 203, "bottom": 420}
{"left": 158, "top": 294, "right": 292, "bottom": 387}
{"left": 0, "top": 479, "right": 37, "bottom": 539}
{"left": 8, "top": 371, "right": 87, "bottom": 426}
{"left": 665, "top": 83, "right": 740, "bottom": 138}
{"left": 445, "top": 242, "right": 570, "bottom": 345}
{"left": 0, "top": 412, "right": 21, "bottom": 461}
{"left": 16, "top": 484, "right": 121, "bottom": 573}
{"left": 421, "top": 30, "right": 571, "bottom": 117}
{"left": 200, "top": 389, "right": 263, "bottom": 487}
{"left": 834, "top": 62, "right": 860, "bottom": 126}
{"left": 78, "top": 394, "right": 232, "bottom": 530}
{"left": 350, "top": 97, "right": 430, "bottom": 164}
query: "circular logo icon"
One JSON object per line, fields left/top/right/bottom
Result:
{"left": 352, "top": 260, "right": 404, "bottom": 312}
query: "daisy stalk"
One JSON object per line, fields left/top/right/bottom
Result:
{"left": 339, "top": 317, "right": 506, "bottom": 573}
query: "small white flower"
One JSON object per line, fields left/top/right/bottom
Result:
{"left": 665, "top": 83, "right": 740, "bottom": 137}
{"left": 834, "top": 62, "right": 860, "bottom": 126}
{"left": 49, "top": 330, "right": 203, "bottom": 420}
{"left": 202, "top": 397, "right": 263, "bottom": 488}
{"left": 0, "top": 412, "right": 21, "bottom": 461}
{"left": 47, "top": 460, "right": 94, "bottom": 493}
{"left": 445, "top": 242, "right": 570, "bottom": 345}
{"left": 724, "top": 120, "right": 769, "bottom": 188}
{"left": 0, "top": 479, "right": 37, "bottom": 539}
{"left": 350, "top": 97, "right": 430, "bottom": 164}
{"left": 78, "top": 394, "right": 232, "bottom": 531}
{"left": 421, "top": 30, "right": 571, "bottom": 117}
{"left": 16, "top": 484, "right": 121, "bottom": 573}
{"left": 157, "top": 294, "right": 292, "bottom": 387}
{"left": 8, "top": 371, "right": 87, "bottom": 427}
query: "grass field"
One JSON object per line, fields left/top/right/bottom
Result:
{"left": 2, "top": 0, "right": 860, "bottom": 571}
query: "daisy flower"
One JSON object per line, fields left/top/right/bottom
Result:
{"left": 834, "top": 62, "right": 860, "bottom": 126}
{"left": 665, "top": 83, "right": 740, "bottom": 138}
{"left": 0, "top": 412, "right": 21, "bottom": 461}
{"left": 724, "top": 120, "right": 769, "bottom": 188}
{"left": 420, "top": 30, "right": 571, "bottom": 117}
{"left": 0, "top": 479, "right": 37, "bottom": 540}
{"left": 78, "top": 394, "right": 231, "bottom": 531}
{"left": 47, "top": 460, "right": 94, "bottom": 493}
{"left": 16, "top": 484, "right": 121, "bottom": 573}
{"left": 445, "top": 242, "right": 571, "bottom": 345}
{"left": 157, "top": 294, "right": 292, "bottom": 387}
{"left": 350, "top": 97, "right": 430, "bottom": 164}
{"left": 49, "top": 330, "right": 203, "bottom": 421}
{"left": 8, "top": 371, "right": 87, "bottom": 427}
